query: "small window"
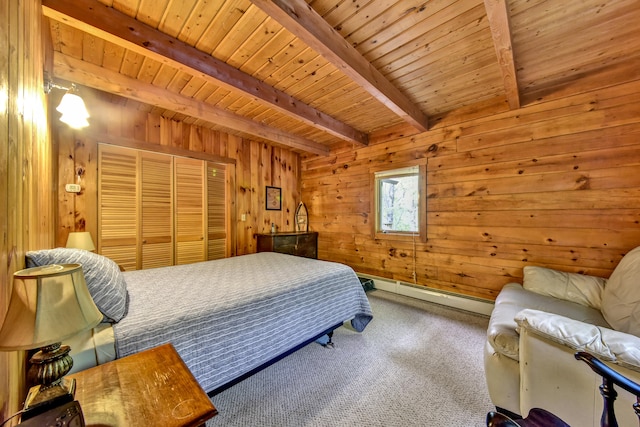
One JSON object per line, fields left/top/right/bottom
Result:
{"left": 372, "top": 164, "right": 426, "bottom": 242}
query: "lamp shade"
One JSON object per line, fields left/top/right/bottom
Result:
{"left": 56, "top": 92, "right": 89, "bottom": 129}
{"left": 66, "top": 231, "right": 95, "bottom": 251}
{"left": 0, "top": 264, "right": 103, "bottom": 351}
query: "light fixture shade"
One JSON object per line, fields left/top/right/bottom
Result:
{"left": 56, "top": 92, "right": 89, "bottom": 129}
{"left": 66, "top": 231, "right": 96, "bottom": 251}
{"left": 0, "top": 264, "right": 103, "bottom": 351}
{"left": 59, "top": 114, "right": 90, "bottom": 129}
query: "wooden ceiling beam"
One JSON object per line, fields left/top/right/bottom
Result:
{"left": 52, "top": 52, "right": 330, "bottom": 156}
{"left": 250, "top": 0, "right": 429, "bottom": 132}
{"left": 42, "top": 0, "right": 367, "bottom": 146}
{"left": 484, "top": 0, "right": 520, "bottom": 109}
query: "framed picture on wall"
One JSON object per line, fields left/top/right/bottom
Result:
{"left": 266, "top": 186, "right": 282, "bottom": 210}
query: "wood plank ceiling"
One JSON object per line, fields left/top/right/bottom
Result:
{"left": 43, "top": 0, "right": 640, "bottom": 155}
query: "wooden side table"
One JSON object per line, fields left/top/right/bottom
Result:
{"left": 66, "top": 343, "right": 217, "bottom": 426}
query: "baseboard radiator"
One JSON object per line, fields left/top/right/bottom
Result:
{"left": 357, "top": 274, "right": 494, "bottom": 316}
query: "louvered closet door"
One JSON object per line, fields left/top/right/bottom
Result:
{"left": 207, "top": 163, "right": 227, "bottom": 260}
{"left": 141, "top": 152, "right": 174, "bottom": 269}
{"left": 98, "top": 145, "right": 138, "bottom": 271}
{"left": 174, "top": 157, "right": 206, "bottom": 265}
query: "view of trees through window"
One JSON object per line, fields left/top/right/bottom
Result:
{"left": 377, "top": 168, "right": 419, "bottom": 233}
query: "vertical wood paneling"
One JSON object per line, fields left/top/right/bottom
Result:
{"left": 56, "top": 102, "right": 300, "bottom": 261}
{"left": 57, "top": 126, "right": 76, "bottom": 247}
{"left": 73, "top": 135, "right": 98, "bottom": 243}
{"left": 55, "top": 124, "right": 98, "bottom": 247}
{"left": 282, "top": 149, "right": 299, "bottom": 230}
{"left": 252, "top": 141, "right": 264, "bottom": 232}
{"left": 2, "top": 0, "right": 52, "bottom": 419}
{"left": 227, "top": 164, "right": 237, "bottom": 256}
{"left": 235, "top": 137, "right": 252, "bottom": 255}
{"left": 270, "top": 147, "right": 281, "bottom": 228}
{"left": 302, "top": 79, "right": 640, "bottom": 301}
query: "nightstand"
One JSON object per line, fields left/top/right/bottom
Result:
{"left": 65, "top": 343, "right": 217, "bottom": 426}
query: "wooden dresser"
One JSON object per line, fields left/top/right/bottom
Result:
{"left": 256, "top": 231, "right": 318, "bottom": 259}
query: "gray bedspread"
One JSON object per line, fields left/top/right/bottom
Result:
{"left": 114, "top": 252, "right": 373, "bottom": 392}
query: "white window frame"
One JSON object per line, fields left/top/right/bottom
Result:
{"left": 371, "top": 162, "right": 426, "bottom": 242}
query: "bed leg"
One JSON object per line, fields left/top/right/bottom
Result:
{"left": 323, "top": 331, "right": 335, "bottom": 348}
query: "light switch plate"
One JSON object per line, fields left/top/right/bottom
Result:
{"left": 65, "top": 183, "right": 81, "bottom": 193}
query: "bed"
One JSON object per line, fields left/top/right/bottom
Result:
{"left": 26, "top": 249, "right": 373, "bottom": 394}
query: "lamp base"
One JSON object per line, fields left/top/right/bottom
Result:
{"left": 28, "top": 342, "right": 74, "bottom": 386}
{"left": 22, "top": 377, "right": 76, "bottom": 420}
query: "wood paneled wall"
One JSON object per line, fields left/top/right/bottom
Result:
{"left": 302, "top": 77, "right": 640, "bottom": 301}
{"left": 1, "top": 0, "right": 54, "bottom": 421}
{"left": 55, "top": 95, "right": 301, "bottom": 257}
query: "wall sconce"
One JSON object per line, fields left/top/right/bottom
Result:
{"left": 44, "top": 75, "right": 90, "bottom": 129}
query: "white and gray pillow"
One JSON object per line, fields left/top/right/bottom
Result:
{"left": 26, "top": 248, "right": 128, "bottom": 323}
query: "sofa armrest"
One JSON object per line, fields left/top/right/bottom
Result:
{"left": 522, "top": 266, "right": 606, "bottom": 310}
{"left": 517, "top": 311, "right": 640, "bottom": 427}
{"left": 515, "top": 308, "right": 640, "bottom": 372}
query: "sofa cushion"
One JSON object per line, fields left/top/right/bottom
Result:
{"left": 523, "top": 266, "right": 606, "bottom": 310}
{"left": 602, "top": 246, "right": 640, "bottom": 336}
{"left": 488, "top": 283, "right": 610, "bottom": 361}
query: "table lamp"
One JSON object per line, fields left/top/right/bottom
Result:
{"left": 65, "top": 232, "right": 95, "bottom": 252}
{"left": 0, "top": 264, "right": 103, "bottom": 419}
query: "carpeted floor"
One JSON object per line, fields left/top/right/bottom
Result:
{"left": 207, "top": 289, "right": 492, "bottom": 426}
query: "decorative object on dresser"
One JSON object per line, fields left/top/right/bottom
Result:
{"left": 65, "top": 231, "right": 96, "bottom": 252}
{"left": 0, "top": 264, "right": 103, "bottom": 421}
{"left": 66, "top": 343, "right": 217, "bottom": 427}
{"left": 256, "top": 231, "right": 318, "bottom": 259}
{"left": 294, "top": 201, "right": 309, "bottom": 232}
{"left": 265, "top": 185, "right": 281, "bottom": 210}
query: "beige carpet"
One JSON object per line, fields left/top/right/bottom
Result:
{"left": 207, "top": 289, "right": 492, "bottom": 426}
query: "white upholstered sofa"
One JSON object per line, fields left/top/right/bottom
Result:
{"left": 485, "top": 246, "right": 640, "bottom": 426}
